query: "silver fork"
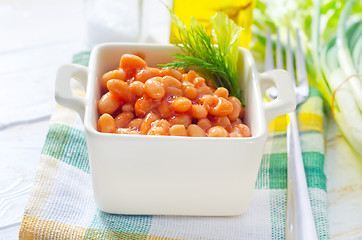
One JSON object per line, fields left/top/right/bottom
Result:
{"left": 265, "top": 28, "right": 318, "bottom": 240}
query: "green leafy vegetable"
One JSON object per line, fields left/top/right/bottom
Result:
{"left": 252, "top": 0, "right": 362, "bottom": 155}
{"left": 315, "top": 0, "right": 362, "bottom": 155}
{"left": 162, "top": 12, "right": 243, "bottom": 102}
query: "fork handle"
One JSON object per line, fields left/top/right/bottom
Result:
{"left": 286, "top": 111, "right": 318, "bottom": 240}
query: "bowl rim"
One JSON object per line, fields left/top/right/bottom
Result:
{"left": 83, "top": 42, "right": 268, "bottom": 142}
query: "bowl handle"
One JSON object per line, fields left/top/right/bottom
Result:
{"left": 259, "top": 69, "right": 296, "bottom": 125}
{"left": 55, "top": 64, "right": 89, "bottom": 121}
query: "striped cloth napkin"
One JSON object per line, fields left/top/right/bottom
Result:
{"left": 19, "top": 52, "right": 329, "bottom": 240}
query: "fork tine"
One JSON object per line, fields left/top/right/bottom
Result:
{"left": 295, "top": 29, "right": 309, "bottom": 92}
{"left": 276, "top": 29, "right": 284, "bottom": 69}
{"left": 286, "top": 29, "right": 296, "bottom": 86}
{"left": 265, "top": 27, "right": 274, "bottom": 71}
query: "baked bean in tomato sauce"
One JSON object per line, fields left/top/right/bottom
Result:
{"left": 97, "top": 54, "right": 251, "bottom": 137}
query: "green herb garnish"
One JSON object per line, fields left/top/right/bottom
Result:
{"left": 161, "top": 12, "right": 244, "bottom": 103}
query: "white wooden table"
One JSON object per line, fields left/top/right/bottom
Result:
{"left": 0, "top": 0, "right": 361, "bottom": 239}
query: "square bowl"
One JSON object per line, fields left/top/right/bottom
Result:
{"left": 55, "top": 43, "right": 295, "bottom": 216}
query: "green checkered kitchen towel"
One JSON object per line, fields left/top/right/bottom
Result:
{"left": 19, "top": 52, "right": 329, "bottom": 239}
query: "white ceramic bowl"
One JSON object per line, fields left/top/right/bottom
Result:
{"left": 55, "top": 43, "right": 295, "bottom": 216}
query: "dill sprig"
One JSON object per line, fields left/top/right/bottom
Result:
{"left": 161, "top": 12, "right": 243, "bottom": 102}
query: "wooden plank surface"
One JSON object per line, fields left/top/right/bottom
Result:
{"left": 0, "top": 0, "right": 83, "bottom": 238}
